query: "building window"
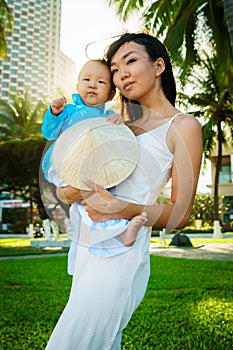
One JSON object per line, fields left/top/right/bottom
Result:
{"left": 219, "top": 156, "right": 232, "bottom": 184}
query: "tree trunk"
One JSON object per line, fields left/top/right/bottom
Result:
{"left": 224, "top": 0, "right": 233, "bottom": 55}
{"left": 29, "top": 185, "right": 33, "bottom": 224}
{"left": 213, "top": 119, "right": 223, "bottom": 220}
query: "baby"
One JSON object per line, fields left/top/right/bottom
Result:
{"left": 41, "top": 59, "right": 147, "bottom": 273}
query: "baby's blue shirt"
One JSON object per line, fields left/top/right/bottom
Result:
{"left": 41, "top": 93, "right": 114, "bottom": 140}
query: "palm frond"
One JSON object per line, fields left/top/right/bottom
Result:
{"left": 0, "top": 90, "right": 47, "bottom": 140}
{"left": 107, "top": 0, "right": 143, "bottom": 21}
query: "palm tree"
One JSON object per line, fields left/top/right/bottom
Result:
{"left": 0, "top": 0, "right": 13, "bottom": 58}
{"left": 0, "top": 90, "right": 47, "bottom": 140}
{"left": 108, "top": 0, "right": 233, "bottom": 91}
{"left": 179, "top": 51, "right": 233, "bottom": 221}
{"left": 0, "top": 89, "right": 48, "bottom": 223}
{"left": 224, "top": 0, "right": 233, "bottom": 54}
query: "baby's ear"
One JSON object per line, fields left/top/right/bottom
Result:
{"left": 76, "top": 82, "right": 79, "bottom": 91}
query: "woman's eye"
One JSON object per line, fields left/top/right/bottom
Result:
{"left": 127, "top": 58, "right": 136, "bottom": 64}
{"left": 111, "top": 68, "right": 118, "bottom": 75}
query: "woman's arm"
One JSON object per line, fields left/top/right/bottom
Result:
{"left": 81, "top": 115, "right": 202, "bottom": 230}
{"left": 165, "top": 115, "right": 203, "bottom": 228}
{"left": 148, "top": 114, "right": 203, "bottom": 229}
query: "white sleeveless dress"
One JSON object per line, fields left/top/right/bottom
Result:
{"left": 46, "top": 114, "right": 182, "bottom": 350}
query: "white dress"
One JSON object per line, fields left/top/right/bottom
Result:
{"left": 46, "top": 114, "right": 182, "bottom": 350}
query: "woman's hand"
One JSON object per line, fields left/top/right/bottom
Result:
{"left": 81, "top": 179, "right": 127, "bottom": 222}
{"left": 56, "top": 185, "right": 94, "bottom": 204}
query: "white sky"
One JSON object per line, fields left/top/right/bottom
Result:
{"left": 60, "top": 0, "right": 142, "bottom": 73}
{"left": 59, "top": 0, "right": 212, "bottom": 193}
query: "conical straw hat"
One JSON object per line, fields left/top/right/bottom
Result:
{"left": 52, "top": 117, "right": 139, "bottom": 190}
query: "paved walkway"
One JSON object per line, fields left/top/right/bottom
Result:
{"left": 1, "top": 243, "right": 233, "bottom": 261}
{"left": 149, "top": 243, "right": 233, "bottom": 260}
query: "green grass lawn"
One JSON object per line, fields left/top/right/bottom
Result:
{"left": 0, "top": 238, "right": 69, "bottom": 257}
{"left": 1, "top": 255, "right": 232, "bottom": 349}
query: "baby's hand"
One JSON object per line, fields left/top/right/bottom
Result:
{"left": 50, "top": 96, "right": 67, "bottom": 115}
{"left": 106, "top": 113, "right": 124, "bottom": 125}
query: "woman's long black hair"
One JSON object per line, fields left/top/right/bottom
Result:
{"left": 105, "top": 33, "right": 176, "bottom": 121}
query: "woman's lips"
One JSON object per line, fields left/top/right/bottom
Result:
{"left": 124, "top": 82, "right": 134, "bottom": 90}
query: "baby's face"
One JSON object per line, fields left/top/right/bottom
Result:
{"left": 77, "top": 61, "right": 114, "bottom": 107}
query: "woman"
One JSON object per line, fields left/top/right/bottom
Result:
{"left": 46, "top": 32, "right": 202, "bottom": 349}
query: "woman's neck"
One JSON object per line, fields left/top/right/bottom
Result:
{"left": 139, "top": 97, "right": 177, "bottom": 121}
{"left": 128, "top": 94, "right": 179, "bottom": 135}
{"left": 138, "top": 88, "right": 169, "bottom": 111}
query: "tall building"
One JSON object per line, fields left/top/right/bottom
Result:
{"left": 0, "top": 0, "right": 76, "bottom": 104}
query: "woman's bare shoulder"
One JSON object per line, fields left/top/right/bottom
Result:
{"left": 167, "top": 113, "right": 202, "bottom": 154}
{"left": 169, "top": 114, "right": 202, "bottom": 142}
{"left": 174, "top": 113, "right": 201, "bottom": 130}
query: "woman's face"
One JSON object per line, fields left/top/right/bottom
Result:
{"left": 109, "top": 41, "right": 157, "bottom": 103}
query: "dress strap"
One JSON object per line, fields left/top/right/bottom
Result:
{"left": 168, "top": 112, "right": 184, "bottom": 124}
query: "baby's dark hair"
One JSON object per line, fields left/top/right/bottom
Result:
{"left": 105, "top": 33, "right": 176, "bottom": 121}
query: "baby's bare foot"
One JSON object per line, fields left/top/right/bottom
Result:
{"left": 130, "top": 212, "right": 148, "bottom": 229}
{"left": 118, "top": 212, "right": 148, "bottom": 247}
